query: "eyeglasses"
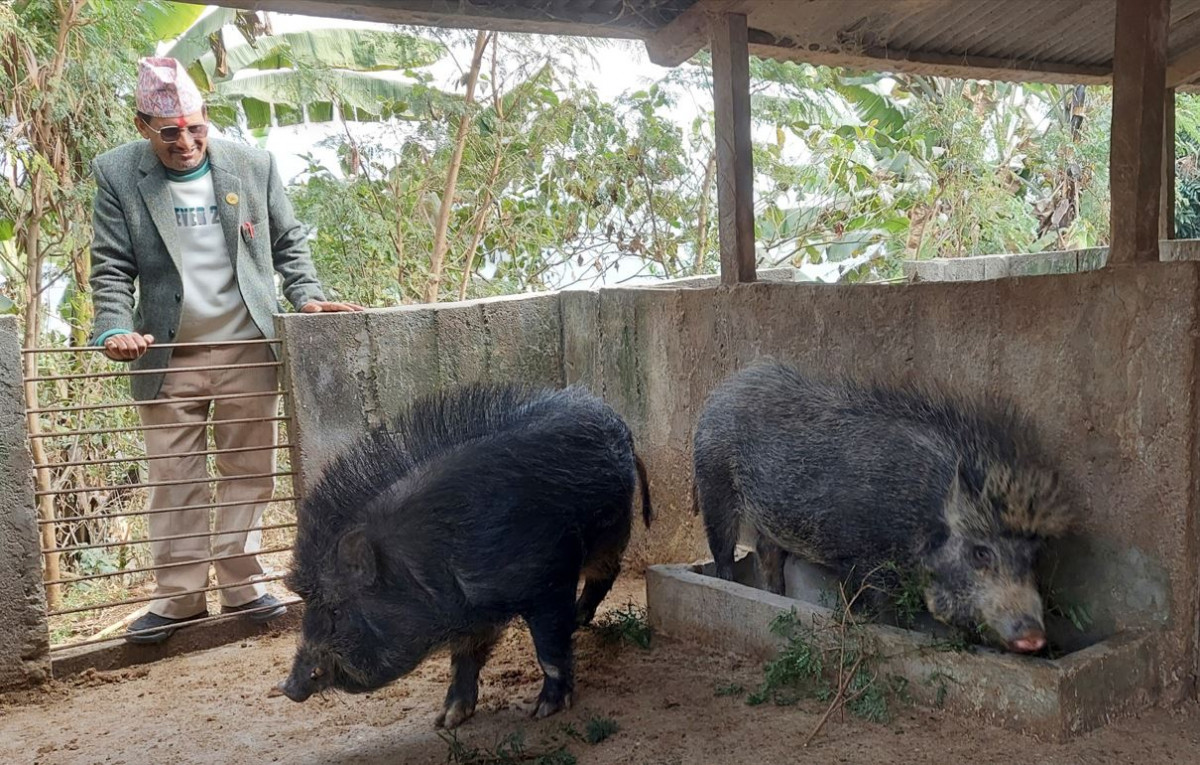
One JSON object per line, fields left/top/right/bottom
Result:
{"left": 142, "top": 122, "right": 209, "bottom": 143}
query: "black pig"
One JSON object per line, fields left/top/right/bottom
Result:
{"left": 280, "top": 384, "right": 651, "bottom": 727}
{"left": 692, "top": 362, "right": 1075, "bottom": 654}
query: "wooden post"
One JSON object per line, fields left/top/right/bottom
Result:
{"left": 710, "top": 12, "right": 756, "bottom": 284}
{"left": 1109, "top": 0, "right": 1171, "bottom": 264}
{"left": 1162, "top": 88, "right": 1177, "bottom": 241}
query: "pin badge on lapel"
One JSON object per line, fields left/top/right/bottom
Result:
{"left": 226, "top": 192, "right": 239, "bottom": 205}
{"left": 241, "top": 221, "right": 255, "bottom": 243}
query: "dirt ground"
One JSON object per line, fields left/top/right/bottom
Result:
{"left": 3, "top": 578, "right": 1199, "bottom": 765}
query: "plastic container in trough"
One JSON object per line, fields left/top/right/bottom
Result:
{"left": 646, "top": 549, "right": 1159, "bottom": 740}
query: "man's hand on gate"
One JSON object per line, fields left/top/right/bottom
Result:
{"left": 300, "top": 300, "right": 365, "bottom": 314}
{"left": 102, "top": 333, "right": 155, "bottom": 361}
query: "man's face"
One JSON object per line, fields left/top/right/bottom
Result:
{"left": 136, "top": 108, "right": 208, "bottom": 172}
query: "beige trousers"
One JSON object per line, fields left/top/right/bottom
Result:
{"left": 137, "top": 342, "right": 279, "bottom": 618}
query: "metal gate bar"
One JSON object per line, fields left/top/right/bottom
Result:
{"left": 37, "top": 496, "right": 300, "bottom": 524}
{"left": 23, "top": 338, "right": 304, "bottom": 653}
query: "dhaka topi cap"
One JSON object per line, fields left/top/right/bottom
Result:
{"left": 136, "top": 57, "right": 204, "bottom": 118}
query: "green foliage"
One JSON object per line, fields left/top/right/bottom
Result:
{"left": 740, "top": 70, "right": 1113, "bottom": 278}
{"left": 198, "top": 28, "right": 445, "bottom": 79}
{"left": 280, "top": 30, "right": 1119, "bottom": 304}
{"left": 139, "top": 1, "right": 207, "bottom": 41}
{"left": 439, "top": 730, "right": 576, "bottom": 765}
{"left": 1042, "top": 581, "right": 1095, "bottom": 635}
{"left": 162, "top": 11, "right": 450, "bottom": 131}
{"left": 930, "top": 630, "right": 973, "bottom": 654}
{"left": 873, "top": 561, "right": 930, "bottom": 629}
{"left": 592, "top": 603, "right": 653, "bottom": 650}
{"left": 562, "top": 716, "right": 620, "bottom": 745}
{"left": 746, "top": 610, "right": 828, "bottom": 707}
{"left": 162, "top": 6, "right": 239, "bottom": 68}
{"left": 290, "top": 36, "right": 714, "bottom": 305}
{"left": 582, "top": 716, "right": 619, "bottom": 745}
{"left": 747, "top": 606, "right": 907, "bottom": 725}
{"left": 442, "top": 714, "right": 621, "bottom": 765}
{"left": 1052, "top": 600, "right": 1094, "bottom": 634}
{"left": 1176, "top": 93, "right": 1200, "bottom": 239}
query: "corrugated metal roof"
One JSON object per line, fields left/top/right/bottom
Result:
{"left": 215, "top": 0, "right": 1200, "bottom": 87}
{"left": 387, "top": 0, "right": 695, "bottom": 28}
{"left": 742, "top": 0, "right": 1200, "bottom": 86}
{"left": 214, "top": 0, "right": 700, "bottom": 39}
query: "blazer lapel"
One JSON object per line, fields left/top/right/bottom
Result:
{"left": 207, "top": 142, "right": 243, "bottom": 274}
{"left": 136, "top": 147, "right": 184, "bottom": 273}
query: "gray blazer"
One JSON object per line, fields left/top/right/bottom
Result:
{"left": 88, "top": 138, "right": 326, "bottom": 401}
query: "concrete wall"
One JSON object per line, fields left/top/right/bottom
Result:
{"left": 903, "top": 248, "right": 1108, "bottom": 282}
{"left": 569, "top": 263, "right": 1200, "bottom": 699}
{"left": 276, "top": 267, "right": 798, "bottom": 487}
{"left": 276, "top": 292, "right": 565, "bottom": 493}
{"left": 280, "top": 263, "right": 1200, "bottom": 701}
{"left": 8, "top": 260, "right": 1191, "bottom": 701}
{"left": 0, "top": 316, "right": 49, "bottom": 689}
{"left": 904, "top": 239, "right": 1200, "bottom": 282}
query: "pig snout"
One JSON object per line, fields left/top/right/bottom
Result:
{"left": 980, "top": 583, "right": 1048, "bottom": 654}
{"left": 994, "top": 613, "right": 1047, "bottom": 654}
{"left": 1009, "top": 628, "right": 1047, "bottom": 654}
{"left": 279, "top": 662, "right": 325, "bottom": 702}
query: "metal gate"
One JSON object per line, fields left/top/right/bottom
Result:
{"left": 23, "top": 338, "right": 301, "bottom": 652}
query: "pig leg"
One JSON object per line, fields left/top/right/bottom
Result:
{"left": 756, "top": 535, "right": 787, "bottom": 595}
{"left": 576, "top": 542, "right": 624, "bottom": 627}
{"left": 526, "top": 595, "right": 576, "bottom": 719}
{"left": 436, "top": 624, "right": 504, "bottom": 729}
{"left": 696, "top": 476, "right": 740, "bottom": 582}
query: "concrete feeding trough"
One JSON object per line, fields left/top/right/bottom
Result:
{"left": 646, "top": 549, "right": 1160, "bottom": 741}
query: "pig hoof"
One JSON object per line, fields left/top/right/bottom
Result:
{"left": 531, "top": 692, "right": 573, "bottom": 720}
{"left": 435, "top": 700, "right": 475, "bottom": 729}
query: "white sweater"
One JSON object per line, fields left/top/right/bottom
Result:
{"left": 166, "top": 161, "right": 261, "bottom": 343}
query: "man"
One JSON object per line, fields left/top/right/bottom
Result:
{"left": 88, "top": 57, "right": 363, "bottom": 644}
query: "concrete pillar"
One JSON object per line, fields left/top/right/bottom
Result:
{"left": 0, "top": 315, "right": 49, "bottom": 689}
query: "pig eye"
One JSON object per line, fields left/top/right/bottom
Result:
{"left": 971, "top": 545, "right": 995, "bottom": 569}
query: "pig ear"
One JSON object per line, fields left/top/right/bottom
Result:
{"left": 944, "top": 461, "right": 992, "bottom": 536}
{"left": 944, "top": 465, "right": 968, "bottom": 533}
{"left": 336, "top": 526, "right": 378, "bottom": 587}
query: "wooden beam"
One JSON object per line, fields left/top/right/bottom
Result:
{"left": 1109, "top": 0, "right": 1171, "bottom": 265}
{"left": 206, "top": 0, "right": 649, "bottom": 40}
{"left": 1167, "top": 44, "right": 1200, "bottom": 87}
{"left": 746, "top": 30, "right": 1111, "bottom": 86}
{"left": 645, "top": 0, "right": 754, "bottom": 67}
{"left": 1162, "top": 88, "right": 1177, "bottom": 241}
{"left": 1165, "top": 7, "right": 1200, "bottom": 87}
{"left": 710, "top": 12, "right": 756, "bottom": 285}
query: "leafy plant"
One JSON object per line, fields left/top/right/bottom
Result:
{"left": 562, "top": 716, "right": 619, "bottom": 745}
{"left": 592, "top": 603, "right": 653, "bottom": 650}
{"left": 748, "top": 579, "right": 912, "bottom": 746}
{"left": 439, "top": 730, "right": 576, "bottom": 765}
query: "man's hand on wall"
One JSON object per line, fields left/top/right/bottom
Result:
{"left": 300, "top": 301, "right": 365, "bottom": 314}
